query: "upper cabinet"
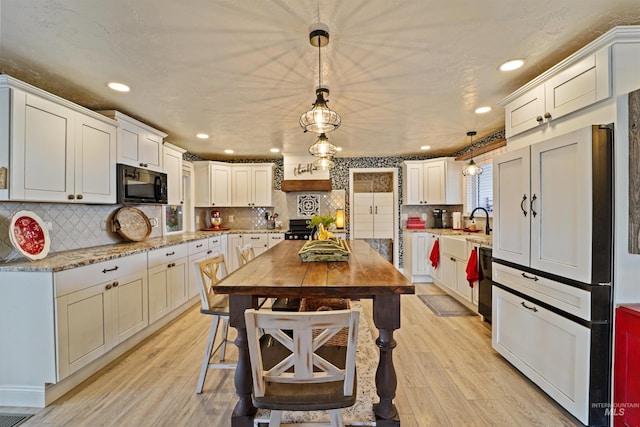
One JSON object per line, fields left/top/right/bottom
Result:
{"left": 502, "top": 48, "right": 611, "bottom": 138}
{"left": 402, "top": 158, "right": 463, "bottom": 205}
{"left": 193, "top": 161, "right": 232, "bottom": 207}
{"left": 231, "top": 163, "right": 274, "bottom": 207}
{"left": 97, "top": 110, "right": 167, "bottom": 173}
{"left": 162, "top": 142, "right": 186, "bottom": 206}
{"left": 0, "top": 77, "right": 117, "bottom": 203}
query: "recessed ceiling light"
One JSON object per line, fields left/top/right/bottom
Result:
{"left": 196, "top": 133, "right": 209, "bottom": 139}
{"left": 270, "top": 148, "right": 280, "bottom": 153}
{"left": 475, "top": 106, "right": 492, "bottom": 114}
{"left": 224, "top": 149, "right": 234, "bottom": 154}
{"left": 499, "top": 59, "right": 524, "bottom": 72}
{"left": 420, "top": 145, "right": 431, "bottom": 150}
{"left": 107, "top": 82, "right": 130, "bottom": 92}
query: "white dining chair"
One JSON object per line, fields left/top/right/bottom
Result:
{"left": 194, "top": 254, "right": 235, "bottom": 394}
{"left": 244, "top": 308, "right": 360, "bottom": 427}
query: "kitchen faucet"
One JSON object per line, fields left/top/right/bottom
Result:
{"left": 469, "top": 207, "right": 492, "bottom": 235}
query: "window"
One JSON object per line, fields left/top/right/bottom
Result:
{"left": 465, "top": 161, "right": 493, "bottom": 214}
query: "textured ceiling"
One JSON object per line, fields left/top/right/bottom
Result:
{"left": 1, "top": 1, "right": 640, "bottom": 160}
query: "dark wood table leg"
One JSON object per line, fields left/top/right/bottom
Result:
{"left": 229, "top": 295, "right": 257, "bottom": 427}
{"left": 372, "top": 294, "right": 401, "bottom": 426}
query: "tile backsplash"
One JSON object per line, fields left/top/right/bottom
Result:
{"left": 195, "top": 190, "right": 346, "bottom": 231}
{"left": 0, "top": 202, "right": 162, "bottom": 261}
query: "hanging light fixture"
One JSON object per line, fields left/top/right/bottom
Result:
{"left": 313, "top": 155, "right": 335, "bottom": 171}
{"left": 462, "top": 131, "right": 484, "bottom": 176}
{"left": 308, "top": 133, "right": 337, "bottom": 157}
{"left": 299, "top": 23, "right": 341, "bottom": 134}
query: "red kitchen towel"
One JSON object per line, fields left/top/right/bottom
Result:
{"left": 466, "top": 248, "right": 480, "bottom": 288}
{"left": 429, "top": 239, "right": 439, "bottom": 268}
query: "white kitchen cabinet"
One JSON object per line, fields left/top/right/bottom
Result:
{"left": 163, "top": 142, "right": 186, "bottom": 206}
{"left": 55, "top": 252, "right": 148, "bottom": 380}
{"left": 428, "top": 233, "right": 442, "bottom": 282}
{"left": 187, "top": 238, "right": 211, "bottom": 299}
{"left": 437, "top": 235, "right": 474, "bottom": 303}
{"left": 227, "top": 233, "right": 268, "bottom": 272}
{"left": 268, "top": 233, "right": 285, "bottom": 248}
{"left": 353, "top": 192, "right": 394, "bottom": 239}
{"left": 492, "top": 286, "right": 590, "bottom": 424}
{"left": 231, "top": 163, "right": 274, "bottom": 207}
{"left": 402, "top": 158, "right": 463, "bottom": 205}
{"left": 402, "top": 231, "right": 430, "bottom": 283}
{"left": 148, "top": 244, "right": 189, "bottom": 323}
{"left": 98, "top": 110, "right": 166, "bottom": 172}
{"left": 0, "top": 82, "right": 117, "bottom": 203}
{"left": 503, "top": 48, "right": 610, "bottom": 138}
{"left": 193, "top": 161, "right": 232, "bottom": 207}
{"left": 493, "top": 126, "right": 607, "bottom": 284}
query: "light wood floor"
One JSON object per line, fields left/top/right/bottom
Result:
{"left": 5, "top": 283, "right": 582, "bottom": 426}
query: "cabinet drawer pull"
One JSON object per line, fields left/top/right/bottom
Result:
{"left": 521, "top": 301, "right": 538, "bottom": 312}
{"left": 530, "top": 194, "right": 537, "bottom": 218}
{"left": 196, "top": 244, "right": 203, "bottom": 248}
{"left": 521, "top": 272, "right": 539, "bottom": 281}
{"left": 102, "top": 266, "right": 119, "bottom": 273}
{"left": 251, "top": 237, "right": 260, "bottom": 240}
{"left": 451, "top": 257, "right": 456, "bottom": 262}
{"left": 207, "top": 250, "right": 212, "bottom": 254}
{"left": 520, "top": 194, "right": 528, "bottom": 216}
{"left": 166, "top": 251, "right": 175, "bottom": 256}
{"left": 112, "top": 281, "right": 119, "bottom": 287}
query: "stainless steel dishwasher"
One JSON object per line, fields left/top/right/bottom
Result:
{"left": 478, "top": 247, "right": 492, "bottom": 324}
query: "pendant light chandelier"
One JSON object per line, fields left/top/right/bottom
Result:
{"left": 462, "top": 131, "right": 484, "bottom": 176}
{"left": 299, "top": 23, "right": 341, "bottom": 134}
{"left": 313, "top": 155, "right": 335, "bottom": 171}
{"left": 308, "top": 133, "right": 337, "bottom": 157}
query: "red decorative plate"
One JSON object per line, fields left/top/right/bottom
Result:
{"left": 9, "top": 210, "right": 51, "bottom": 260}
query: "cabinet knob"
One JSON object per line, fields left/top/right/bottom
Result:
{"left": 167, "top": 262, "right": 176, "bottom": 268}
{"left": 543, "top": 112, "right": 551, "bottom": 119}
{"left": 68, "top": 194, "right": 75, "bottom": 200}
{"left": 76, "top": 194, "right": 83, "bottom": 200}
{"left": 536, "top": 115, "right": 544, "bottom": 122}
{"left": 112, "top": 281, "right": 119, "bottom": 287}
{"left": 105, "top": 283, "right": 112, "bottom": 290}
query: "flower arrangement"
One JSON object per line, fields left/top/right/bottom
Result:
{"left": 307, "top": 214, "right": 336, "bottom": 240}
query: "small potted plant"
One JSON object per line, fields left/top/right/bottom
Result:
{"left": 307, "top": 214, "right": 336, "bottom": 240}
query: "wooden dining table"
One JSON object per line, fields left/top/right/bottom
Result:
{"left": 214, "top": 239, "right": 415, "bottom": 426}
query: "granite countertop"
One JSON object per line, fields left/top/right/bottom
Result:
{"left": 0, "top": 228, "right": 291, "bottom": 273}
{"left": 404, "top": 228, "right": 493, "bottom": 247}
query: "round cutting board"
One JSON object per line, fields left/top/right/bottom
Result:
{"left": 112, "top": 207, "right": 152, "bottom": 242}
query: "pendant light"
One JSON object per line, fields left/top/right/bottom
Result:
{"left": 313, "top": 155, "right": 335, "bottom": 171}
{"left": 462, "top": 131, "right": 484, "bottom": 176}
{"left": 299, "top": 23, "right": 341, "bottom": 134}
{"left": 308, "top": 133, "right": 337, "bottom": 157}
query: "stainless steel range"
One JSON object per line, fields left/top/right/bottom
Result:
{"left": 284, "top": 219, "right": 313, "bottom": 240}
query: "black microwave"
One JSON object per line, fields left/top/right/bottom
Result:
{"left": 117, "top": 164, "right": 168, "bottom": 204}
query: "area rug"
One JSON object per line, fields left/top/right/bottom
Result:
{"left": 0, "top": 414, "right": 32, "bottom": 427}
{"left": 253, "top": 301, "right": 377, "bottom": 426}
{"left": 418, "top": 294, "right": 477, "bottom": 317}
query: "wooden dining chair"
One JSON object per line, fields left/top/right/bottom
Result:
{"left": 244, "top": 308, "right": 360, "bottom": 427}
{"left": 236, "top": 243, "right": 256, "bottom": 267}
{"left": 194, "top": 255, "right": 235, "bottom": 394}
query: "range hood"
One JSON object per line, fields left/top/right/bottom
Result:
{"left": 281, "top": 179, "right": 332, "bottom": 192}
{"left": 281, "top": 152, "right": 332, "bottom": 192}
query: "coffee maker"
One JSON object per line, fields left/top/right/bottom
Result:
{"left": 432, "top": 209, "right": 443, "bottom": 228}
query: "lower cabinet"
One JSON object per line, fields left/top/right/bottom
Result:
{"left": 492, "top": 286, "right": 590, "bottom": 424}
{"left": 402, "top": 231, "right": 431, "bottom": 283}
{"left": 55, "top": 252, "right": 148, "bottom": 380}
{"left": 227, "top": 233, "right": 269, "bottom": 272}
{"left": 148, "top": 244, "right": 189, "bottom": 323}
{"left": 438, "top": 236, "right": 473, "bottom": 303}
